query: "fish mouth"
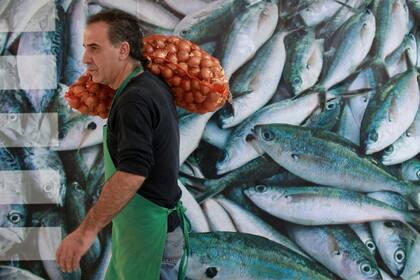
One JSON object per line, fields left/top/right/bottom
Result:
{"left": 245, "top": 127, "right": 258, "bottom": 142}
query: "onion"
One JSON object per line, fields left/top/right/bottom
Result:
{"left": 171, "top": 76, "right": 182, "bottom": 87}
{"left": 150, "top": 64, "right": 160, "bottom": 75}
{"left": 184, "top": 91, "right": 194, "bottom": 103}
{"left": 178, "top": 41, "right": 191, "bottom": 52}
{"left": 189, "top": 67, "right": 200, "bottom": 76}
{"left": 200, "top": 68, "right": 211, "bottom": 80}
{"left": 156, "top": 39, "right": 166, "bottom": 49}
{"left": 200, "top": 58, "right": 214, "bottom": 68}
{"left": 167, "top": 53, "right": 178, "bottom": 64}
{"left": 188, "top": 56, "right": 201, "bottom": 68}
{"left": 177, "top": 51, "right": 189, "bottom": 62}
{"left": 191, "top": 79, "right": 200, "bottom": 90}
{"left": 165, "top": 43, "right": 177, "bottom": 53}
{"left": 193, "top": 91, "right": 206, "bottom": 103}
{"left": 161, "top": 67, "right": 173, "bottom": 79}
{"left": 181, "top": 80, "right": 191, "bottom": 91}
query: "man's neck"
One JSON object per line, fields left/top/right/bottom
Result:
{"left": 109, "top": 62, "right": 138, "bottom": 90}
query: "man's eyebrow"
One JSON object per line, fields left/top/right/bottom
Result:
{"left": 83, "top": 43, "right": 100, "bottom": 48}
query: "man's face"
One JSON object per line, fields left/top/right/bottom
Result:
{"left": 82, "top": 21, "right": 121, "bottom": 85}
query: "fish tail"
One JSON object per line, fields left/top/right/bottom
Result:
{"left": 408, "top": 189, "right": 420, "bottom": 209}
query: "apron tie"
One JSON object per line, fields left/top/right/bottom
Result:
{"left": 175, "top": 201, "right": 191, "bottom": 280}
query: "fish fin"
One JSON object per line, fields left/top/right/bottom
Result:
{"left": 332, "top": 0, "right": 357, "bottom": 11}
{"left": 233, "top": 89, "right": 254, "bottom": 97}
{"left": 179, "top": 173, "right": 208, "bottom": 192}
{"left": 404, "top": 48, "right": 416, "bottom": 70}
{"left": 279, "top": 1, "right": 313, "bottom": 21}
{"left": 370, "top": 59, "right": 390, "bottom": 87}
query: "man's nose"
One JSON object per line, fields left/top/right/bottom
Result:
{"left": 82, "top": 50, "right": 91, "bottom": 64}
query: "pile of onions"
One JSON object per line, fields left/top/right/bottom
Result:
{"left": 143, "top": 35, "right": 229, "bottom": 113}
{"left": 65, "top": 35, "right": 229, "bottom": 117}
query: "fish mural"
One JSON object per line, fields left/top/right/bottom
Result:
{"left": 0, "top": 0, "right": 419, "bottom": 279}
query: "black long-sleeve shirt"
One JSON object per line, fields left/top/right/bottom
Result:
{"left": 106, "top": 70, "right": 181, "bottom": 230}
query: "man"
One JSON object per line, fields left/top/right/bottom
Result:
{"left": 56, "top": 9, "right": 187, "bottom": 280}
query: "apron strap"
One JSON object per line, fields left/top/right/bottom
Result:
{"left": 175, "top": 201, "right": 191, "bottom": 280}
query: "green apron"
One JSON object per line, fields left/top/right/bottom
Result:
{"left": 103, "top": 67, "right": 190, "bottom": 280}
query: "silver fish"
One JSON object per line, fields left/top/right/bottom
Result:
{"left": 381, "top": 107, "right": 420, "bottom": 165}
{"left": 288, "top": 224, "right": 381, "bottom": 280}
{"left": 217, "top": 92, "right": 320, "bottom": 175}
{"left": 361, "top": 69, "right": 419, "bottom": 155}
{"left": 164, "top": 0, "right": 216, "bottom": 16}
{"left": 0, "top": 204, "right": 27, "bottom": 256}
{"left": 174, "top": 0, "right": 257, "bottom": 43}
{"left": 319, "top": 10, "right": 376, "bottom": 91}
{"left": 178, "top": 180, "right": 210, "bottom": 233}
{"left": 385, "top": 33, "right": 417, "bottom": 77}
{"left": 244, "top": 185, "right": 420, "bottom": 231}
{"left": 179, "top": 112, "right": 214, "bottom": 165}
{"left": 349, "top": 223, "right": 377, "bottom": 255}
{"left": 180, "top": 232, "right": 337, "bottom": 279}
{"left": 373, "top": 0, "right": 410, "bottom": 61}
{"left": 86, "top": 0, "right": 180, "bottom": 29}
{"left": 63, "top": 0, "right": 88, "bottom": 85}
{"left": 283, "top": 30, "right": 323, "bottom": 96}
{"left": 202, "top": 198, "right": 236, "bottom": 232}
{"left": 202, "top": 118, "right": 231, "bottom": 150}
{"left": 247, "top": 123, "right": 420, "bottom": 208}
{"left": 216, "top": 197, "right": 309, "bottom": 258}
{"left": 217, "top": 0, "right": 278, "bottom": 80}
{"left": 218, "top": 30, "right": 287, "bottom": 128}
{"left": 368, "top": 191, "right": 417, "bottom": 277}
{"left": 299, "top": 0, "right": 345, "bottom": 27}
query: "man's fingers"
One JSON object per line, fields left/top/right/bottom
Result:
{"left": 72, "top": 254, "right": 82, "bottom": 271}
{"left": 64, "top": 250, "right": 75, "bottom": 272}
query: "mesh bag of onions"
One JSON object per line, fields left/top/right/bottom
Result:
{"left": 65, "top": 35, "right": 230, "bottom": 118}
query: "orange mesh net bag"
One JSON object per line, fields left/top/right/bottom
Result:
{"left": 65, "top": 35, "right": 230, "bottom": 118}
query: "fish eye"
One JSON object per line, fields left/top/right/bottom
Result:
{"left": 261, "top": 129, "right": 274, "bottom": 141}
{"left": 360, "top": 261, "right": 376, "bottom": 276}
{"left": 384, "top": 145, "right": 394, "bottom": 154}
{"left": 366, "top": 240, "right": 376, "bottom": 251}
{"left": 8, "top": 211, "right": 22, "bottom": 224}
{"left": 394, "top": 249, "right": 405, "bottom": 263}
{"left": 181, "top": 30, "right": 188, "bottom": 35}
{"left": 255, "top": 185, "right": 267, "bottom": 193}
{"left": 292, "top": 76, "right": 302, "bottom": 86}
{"left": 362, "top": 23, "right": 368, "bottom": 29}
{"left": 87, "top": 121, "right": 97, "bottom": 130}
{"left": 205, "top": 267, "right": 218, "bottom": 278}
{"left": 416, "top": 169, "right": 420, "bottom": 179}
{"left": 71, "top": 182, "right": 83, "bottom": 192}
{"left": 369, "top": 131, "right": 378, "bottom": 142}
{"left": 326, "top": 102, "right": 336, "bottom": 110}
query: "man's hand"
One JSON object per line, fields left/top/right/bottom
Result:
{"left": 56, "top": 229, "right": 97, "bottom": 272}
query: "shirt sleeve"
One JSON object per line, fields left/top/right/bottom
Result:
{"left": 115, "top": 98, "right": 156, "bottom": 177}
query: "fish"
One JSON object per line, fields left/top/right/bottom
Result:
{"left": 408, "top": 0, "right": 420, "bottom": 20}
{"left": 0, "top": 147, "right": 21, "bottom": 170}
{"left": 164, "top": 0, "right": 216, "bottom": 16}
{"left": 337, "top": 102, "right": 362, "bottom": 145}
{"left": 368, "top": 191, "right": 417, "bottom": 277}
{"left": 400, "top": 231, "right": 420, "bottom": 280}
{"left": 63, "top": 0, "right": 88, "bottom": 85}
{"left": 202, "top": 198, "right": 237, "bottom": 232}
{"left": 86, "top": 0, "right": 180, "bottom": 30}
{"left": 1, "top": 0, "right": 52, "bottom": 51}
{"left": 0, "top": 205, "right": 27, "bottom": 256}
{"left": 179, "top": 112, "right": 214, "bottom": 165}
{"left": 385, "top": 33, "right": 417, "bottom": 77}
{"left": 91, "top": 225, "right": 112, "bottom": 280}
{"left": 288, "top": 224, "right": 381, "bottom": 280}
{"left": 178, "top": 180, "right": 210, "bottom": 233}
{"left": 381, "top": 107, "right": 420, "bottom": 165}
{"left": 349, "top": 223, "right": 377, "bottom": 255}
{"left": 0, "top": 266, "right": 45, "bottom": 280}
{"left": 216, "top": 197, "right": 309, "bottom": 258}
{"left": 174, "top": 0, "right": 257, "bottom": 43}
{"left": 202, "top": 118, "right": 232, "bottom": 150}
{"left": 318, "top": 10, "right": 376, "bottom": 91}
{"left": 218, "top": 30, "right": 287, "bottom": 128}
{"left": 283, "top": 29, "right": 323, "bottom": 96}
{"left": 19, "top": 148, "right": 66, "bottom": 206}
{"left": 181, "top": 232, "right": 337, "bottom": 279}
{"left": 401, "top": 157, "right": 420, "bottom": 182}
{"left": 216, "top": 0, "right": 278, "bottom": 80}
{"left": 247, "top": 123, "right": 420, "bottom": 208}
{"left": 299, "top": 0, "right": 345, "bottom": 27}
{"left": 303, "top": 98, "right": 344, "bottom": 130}
{"left": 372, "top": 0, "right": 410, "bottom": 62}
{"left": 216, "top": 92, "right": 321, "bottom": 175}
{"left": 361, "top": 69, "right": 420, "bottom": 155}
{"left": 182, "top": 156, "right": 283, "bottom": 203}
{"left": 244, "top": 185, "right": 420, "bottom": 231}
{"left": 65, "top": 181, "right": 101, "bottom": 277}
{"left": 16, "top": 3, "right": 66, "bottom": 112}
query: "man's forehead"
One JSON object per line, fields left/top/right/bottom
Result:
{"left": 83, "top": 21, "right": 110, "bottom": 44}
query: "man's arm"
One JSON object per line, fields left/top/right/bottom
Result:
{"left": 56, "top": 170, "right": 145, "bottom": 272}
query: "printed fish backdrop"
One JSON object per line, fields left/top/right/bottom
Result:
{"left": 0, "top": 0, "right": 419, "bottom": 279}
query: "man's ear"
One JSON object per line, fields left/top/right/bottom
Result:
{"left": 119, "top": 42, "right": 130, "bottom": 59}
